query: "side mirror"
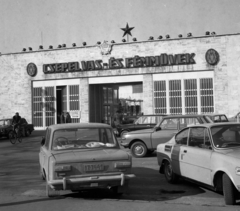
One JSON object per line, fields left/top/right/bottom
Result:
{"left": 41, "top": 137, "right": 45, "bottom": 146}
{"left": 155, "top": 127, "right": 161, "bottom": 132}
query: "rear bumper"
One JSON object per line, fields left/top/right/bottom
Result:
{"left": 48, "top": 173, "right": 135, "bottom": 190}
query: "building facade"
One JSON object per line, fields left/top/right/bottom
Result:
{"left": 0, "top": 33, "right": 240, "bottom": 130}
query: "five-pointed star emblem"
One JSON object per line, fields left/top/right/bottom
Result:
{"left": 121, "top": 23, "right": 134, "bottom": 37}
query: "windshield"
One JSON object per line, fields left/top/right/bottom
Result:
{"left": 211, "top": 125, "right": 240, "bottom": 148}
{"left": 52, "top": 128, "right": 118, "bottom": 150}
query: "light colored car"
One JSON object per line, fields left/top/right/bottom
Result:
{"left": 156, "top": 122, "right": 240, "bottom": 205}
{"left": 39, "top": 123, "right": 135, "bottom": 197}
{"left": 120, "top": 114, "right": 213, "bottom": 158}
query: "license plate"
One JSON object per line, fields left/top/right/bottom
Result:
{"left": 84, "top": 164, "right": 104, "bottom": 172}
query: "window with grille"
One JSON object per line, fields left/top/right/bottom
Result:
{"left": 33, "top": 87, "right": 43, "bottom": 127}
{"left": 200, "top": 78, "right": 214, "bottom": 113}
{"left": 169, "top": 80, "right": 182, "bottom": 114}
{"left": 184, "top": 79, "right": 198, "bottom": 114}
{"left": 154, "top": 77, "right": 214, "bottom": 115}
{"left": 154, "top": 81, "right": 166, "bottom": 114}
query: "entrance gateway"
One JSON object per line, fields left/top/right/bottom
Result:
{"left": 32, "top": 72, "right": 214, "bottom": 130}
{"left": 32, "top": 75, "right": 143, "bottom": 130}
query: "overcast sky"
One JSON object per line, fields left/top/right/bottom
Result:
{"left": 1, "top": 0, "right": 240, "bottom": 54}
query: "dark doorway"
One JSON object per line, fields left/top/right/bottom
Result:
{"left": 56, "top": 86, "right": 67, "bottom": 124}
{"left": 89, "top": 82, "right": 143, "bottom": 125}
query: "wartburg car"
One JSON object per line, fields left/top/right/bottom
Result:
{"left": 120, "top": 114, "right": 212, "bottom": 158}
{"left": 39, "top": 123, "right": 135, "bottom": 197}
{"left": 157, "top": 123, "right": 240, "bottom": 205}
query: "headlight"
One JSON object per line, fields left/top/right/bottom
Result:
{"left": 122, "top": 134, "right": 128, "bottom": 140}
{"left": 235, "top": 167, "right": 240, "bottom": 175}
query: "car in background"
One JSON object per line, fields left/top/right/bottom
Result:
{"left": 228, "top": 112, "right": 240, "bottom": 122}
{"left": 0, "top": 118, "right": 34, "bottom": 139}
{"left": 39, "top": 123, "right": 135, "bottom": 197}
{"left": 156, "top": 123, "right": 240, "bottom": 205}
{"left": 205, "top": 114, "right": 229, "bottom": 123}
{"left": 121, "top": 115, "right": 138, "bottom": 124}
{"left": 120, "top": 114, "right": 213, "bottom": 158}
{"left": 115, "top": 114, "right": 167, "bottom": 138}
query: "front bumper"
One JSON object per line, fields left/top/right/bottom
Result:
{"left": 48, "top": 172, "right": 136, "bottom": 190}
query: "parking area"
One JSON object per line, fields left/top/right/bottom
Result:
{"left": 0, "top": 130, "right": 231, "bottom": 207}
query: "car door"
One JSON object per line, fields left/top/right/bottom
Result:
{"left": 39, "top": 128, "right": 51, "bottom": 174}
{"left": 151, "top": 118, "right": 179, "bottom": 148}
{"left": 178, "top": 127, "right": 213, "bottom": 185}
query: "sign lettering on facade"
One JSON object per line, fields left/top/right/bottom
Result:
{"left": 42, "top": 53, "right": 196, "bottom": 74}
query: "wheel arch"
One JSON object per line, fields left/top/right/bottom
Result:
{"left": 160, "top": 158, "right": 171, "bottom": 174}
{"left": 129, "top": 139, "right": 147, "bottom": 149}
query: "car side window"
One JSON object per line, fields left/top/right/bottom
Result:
{"left": 175, "top": 128, "right": 189, "bottom": 145}
{"left": 44, "top": 128, "right": 51, "bottom": 150}
{"left": 220, "top": 115, "right": 228, "bottom": 122}
{"left": 188, "top": 127, "right": 204, "bottom": 148}
{"left": 161, "top": 118, "right": 178, "bottom": 130}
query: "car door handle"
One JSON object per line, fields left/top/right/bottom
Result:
{"left": 183, "top": 150, "right": 187, "bottom": 153}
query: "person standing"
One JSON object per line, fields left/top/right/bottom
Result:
{"left": 12, "top": 112, "right": 21, "bottom": 133}
{"left": 66, "top": 112, "right": 72, "bottom": 123}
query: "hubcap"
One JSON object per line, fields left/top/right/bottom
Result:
{"left": 134, "top": 145, "right": 144, "bottom": 156}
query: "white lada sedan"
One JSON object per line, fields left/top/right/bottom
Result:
{"left": 39, "top": 123, "right": 135, "bottom": 197}
{"left": 157, "top": 123, "right": 240, "bottom": 205}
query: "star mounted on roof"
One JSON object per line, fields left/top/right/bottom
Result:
{"left": 121, "top": 23, "right": 135, "bottom": 37}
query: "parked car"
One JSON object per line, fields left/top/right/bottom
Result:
{"left": 39, "top": 123, "right": 135, "bottom": 197}
{"left": 0, "top": 118, "right": 34, "bottom": 138}
{"left": 120, "top": 114, "right": 213, "bottom": 158}
{"left": 205, "top": 114, "right": 229, "bottom": 123}
{"left": 121, "top": 115, "right": 138, "bottom": 124}
{"left": 156, "top": 123, "right": 240, "bottom": 205}
{"left": 228, "top": 112, "right": 240, "bottom": 122}
{"left": 115, "top": 114, "right": 167, "bottom": 138}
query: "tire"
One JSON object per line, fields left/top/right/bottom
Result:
{"left": 223, "top": 173, "right": 236, "bottom": 205}
{"left": 46, "top": 182, "right": 60, "bottom": 197}
{"left": 164, "top": 160, "right": 178, "bottom": 184}
{"left": 120, "top": 130, "right": 129, "bottom": 138}
{"left": 130, "top": 141, "right": 147, "bottom": 158}
{"left": 9, "top": 131, "right": 16, "bottom": 144}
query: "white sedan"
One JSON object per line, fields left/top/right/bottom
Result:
{"left": 157, "top": 123, "right": 240, "bottom": 205}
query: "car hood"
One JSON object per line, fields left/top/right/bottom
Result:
{"left": 52, "top": 149, "right": 130, "bottom": 163}
{"left": 127, "top": 128, "right": 154, "bottom": 134}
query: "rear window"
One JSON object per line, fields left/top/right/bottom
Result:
{"left": 52, "top": 128, "right": 118, "bottom": 151}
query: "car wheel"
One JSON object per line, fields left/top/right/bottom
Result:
{"left": 223, "top": 173, "right": 236, "bottom": 205}
{"left": 112, "top": 186, "right": 124, "bottom": 196}
{"left": 164, "top": 160, "right": 178, "bottom": 184}
{"left": 46, "top": 182, "right": 60, "bottom": 197}
{"left": 130, "top": 141, "right": 147, "bottom": 158}
{"left": 120, "top": 130, "right": 129, "bottom": 138}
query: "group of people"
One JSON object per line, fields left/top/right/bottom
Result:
{"left": 58, "top": 112, "right": 72, "bottom": 124}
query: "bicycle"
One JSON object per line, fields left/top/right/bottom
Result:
{"left": 9, "top": 125, "right": 24, "bottom": 144}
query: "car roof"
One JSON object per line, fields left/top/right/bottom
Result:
{"left": 205, "top": 114, "right": 227, "bottom": 117}
{"left": 187, "top": 122, "right": 240, "bottom": 128}
{"left": 139, "top": 114, "right": 167, "bottom": 117}
{"left": 48, "top": 123, "right": 112, "bottom": 130}
{"left": 162, "top": 114, "right": 209, "bottom": 119}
